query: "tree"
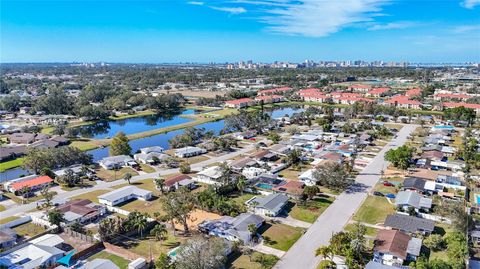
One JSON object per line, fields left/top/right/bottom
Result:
{"left": 98, "top": 216, "right": 124, "bottom": 242}
{"left": 385, "top": 145, "right": 414, "bottom": 170}
{"left": 424, "top": 234, "right": 444, "bottom": 251}
{"left": 179, "top": 162, "right": 191, "bottom": 174}
{"left": 155, "top": 177, "right": 166, "bottom": 194}
{"left": 445, "top": 232, "right": 468, "bottom": 268}
{"left": 303, "top": 185, "right": 320, "bottom": 201}
{"left": 109, "top": 132, "right": 131, "bottom": 156}
{"left": 236, "top": 176, "right": 246, "bottom": 195}
{"left": 124, "top": 172, "right": 132, "bottom": 184}
{"left": 150, "top": 223, "right": 168, "bottom": 241}
{"left": 286, "top": 149, "right": 302, "bottom": 166}
{"left": 40, "top": 185, "right": 54, "bottom": 209}
{"left": 19, "top": 186, "right": 32, "bottom": 204}
{"left": 161, "top": 188, "right": 195, "bottom": 235}
{"left": 248, "top": 223, "right": 258, "bottom": 243}
{"left": 70, "top": 221, "right": 85, "bottom": 233}
{"left": 316, "top": 245, "right": 333, "bottom": 261}
{"left": 47, "top": 209, "right": 64, "bottom": 232}
{"left": 267, "top": 131, "right": 281, "bottom": 144}
{"left": 58, "top": 169, "right": 82, "bottom": 187}
{"left": 155, "top": 253, "right": 173, "bottom": 269}
{"left": 22, "top": 146, "right": 92, "bottom": 174}
{"left": 218, "top": 162, "right": 232, "bottom": 186}
{"left": 175, "top": 236, "right": 228, "bottom": 269}
{"left": 444, "top": 106, "right": 476, "bottom": 126}
{"left": 313, "top": 162, "right": 353, "bottom": 192}
{"left": 127, "top": 211, "right": 149, "bottom": 238}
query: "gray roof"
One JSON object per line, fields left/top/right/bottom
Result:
{"left": 199, "top": 213, "right": 264, "bottom": 243}
{"left": 99, "top": 155, "right": 134, "bottom": 165}
{"left": 407, "top": 237, "right": 422, "bottom": 257}
{"left": 384, "top": 214, "right": 435, "bottom": 234}
{"left": 403, "top": 177, "right": 426, "bottom": 191}
{"left": 249, "top": 193, "right": 288, "bottom": 213}
{"left": 395, "top": 191, "right": 432, "bottom": 209}
{"left": 366, "top": 261, "right": 410, "bottom": 269}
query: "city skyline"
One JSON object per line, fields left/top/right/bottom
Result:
{"left": 1, "top": 0, "right": 480, "bottom": 63}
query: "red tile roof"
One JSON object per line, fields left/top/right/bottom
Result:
{"left": 11, "top": 175, "right": 53, "bottom": 191}
{"left": 443, "top": 102, "right": 480, "bottom": 109}
{"left": 258, "top": 87, "right": 292, "bottom": 95}
{"left": 435, "top": 93, "right": 472, "bottom": 99}
{"left": 367, "top": 87, "right": 390, "bottom": 95}
{"left": 386, "top": 95, "right": 421, "bottom": 105}
{"left": 405, "top": 88, "right": 422, "bottom": 97}
{"left": 225, "top": 98, "right": 254, "bottom": 105}
{"left": 165, "top": 174, "right": 192, "bottom": 187}
{"left": 297, "top": 88, "right": 322, "bottom": 95}
{"left": 255, "top": 94, "right": 284, "bottom": 101}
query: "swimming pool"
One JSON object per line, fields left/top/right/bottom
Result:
{"left": 256, "top": 183, "right": 273, "bottom": 190}
{"left": 476, "top": 194, "right": 480, "bottom": 205}
{"left": 434, "top": 125, "right": 454, "bottom": 129}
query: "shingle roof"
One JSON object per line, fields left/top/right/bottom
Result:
{"left": 403, "top": 177, "right": 426, "bottom": 191}
{"left": 384, "top": 214, "right": 435, "bottom": 234}
{"left": 250, "top": 193, "right": 288, "bottom": 213}
{"left": 374, "top": 230, "right": 411, "bottom": 260}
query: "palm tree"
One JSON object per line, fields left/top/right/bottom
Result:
{"left": 134, "top": 213, "right": 148, "bottom": 238}
{"left": 236, "top": 176, "right": 246, "bottom": 195}
{"left": 316, "top": 245, "right": 333, "bottom": 261}
{"left": 19, "top": 186, "right": 31, "bottom": 204}
{"left": 155, "top": 177, "right": 166, "bottom": 194}
{"left": 303, "top": 185, "right": 320, "bottom": 201}
{"left": 218, "top": 162, "right": 232, "bottom": 186}
{"left": 150, "top": 223, "right": 168, "bottom": 241}
{"left": 124, "top": 172, "right": 132, "bottom": 184}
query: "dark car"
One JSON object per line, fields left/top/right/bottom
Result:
{"left": 373, "top": 191, "right": 384, "bottom": 197}
{"left": 383, "top": 181, "right": 394, "bottom": 187}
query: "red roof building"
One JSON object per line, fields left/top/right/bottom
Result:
{"left": 405, "top": 88, "right": 422, "bottom": 97}
{"left": 348, "top": 84, "right": 372, "bottom": 92}
{"left": 257, "top": 87, "right": 293, "bottom": 96}
{"left": 9, "top": 175, "right": 53, "bottom": 193}
{"left": 386, "top": 95, "right": 422, "bottom": 109}
{"left": 434, "top": 93, "right": 472, "bottom": 101}
{"left": 297, "top": 88, "right": 322, "bottom": 95}
{"left": 301, "top": 92, "right": 329, "bottom": 103}
{"left": 366, "top": 87, "right": 391, "bottom": 97}
{"left": 224, "top": 98, "right": 255, "bottom": 108}
{"left": 255, "top": 94, "right": 285, "bottom": 103}
{"left": 441, "top": 102, "right": 480, "bottom": 114}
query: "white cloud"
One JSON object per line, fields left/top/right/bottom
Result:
{"left": 188, "top": 1, "right": 205, "bottom": 6}
{"left": 368, "top": 21, "right": 419, "bottom": 31}
{"left": 452, "top": 24, "right": 480, "bottom": 33}
{"left": 461, "top": 0, "right": 480, "bottom": 8}
{"left": 210, "top": 6, "right": 247, "bottom": 14}
{"left": 251, "top": 0, "right": 391, "bottom": 37}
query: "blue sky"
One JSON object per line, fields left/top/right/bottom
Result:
{"left": 1, "top": 0, "right": 479, "bottom": 63}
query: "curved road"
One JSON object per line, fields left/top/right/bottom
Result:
{"left": 274, "top": 124, "right": 418, "bottom": 269}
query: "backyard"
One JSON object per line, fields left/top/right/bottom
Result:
{"left": 70, "top": 189, "right": 110, "bottom": 203}
{"left": 95, "top": 167, "right": 139, "bottom": 181}
{"left": 88, "top": 251, "right": 131, "bottom": 268}
{"left": 259, "top": 222, "right": 305, "bottom": 251}
{"left": 226, "top": 251, "right": 279, "bottom": 269}
{"left": 12, "top": 222, "right": 47, "bottom": 238}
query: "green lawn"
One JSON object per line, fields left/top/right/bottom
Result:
{"left": 139, "top": 164, "right": 155, "bottom": 173}
{"left": 289, "top": 196, "right": 334, "bottom": 223}
{"left": 70, "top": 140, "right": 100, "bottom": 151}
{"left": 230, "top": 193, "right": 257, "bottom": 207}
{"left": 70, "top": 189, "right": 110, "bottom": 203}
{"left": 259, "top": 222, "right": 304, "bottom": 251}
{"left": 118, "top": 196, "right": 165, "bottom": 215}
{"left": 88, "top": 251, "right": 130, "bottom": 269}
{"left": 226, "top": 251, "right": 279, "bottom": 269}
{"left": 373, "top": 177, "right": 403, "bottom": 194}
{"left": 12, "top": 222, "right": 47, "bottom": 238}
{"left": 112, "top": 178, "right": 158, "bottom": 193}
{"left": 0, "top": 205, "right": 5, "bottom": 212}
{"left": 95, "top": 167, "right": 139, "bottom": 181}
{"left": 0, "top": 216, "right": 19, "bottom": 224}
{"left": 125, "top": 231, "right": 183, "bottom": 258}
{"left": 353, "top": 196, "right": 395, "bottom": 225}
{"left": 344, "top": 223, "right": 378, "bottom": 237}
{"left": 0, "top": 157, "right": 24, "bottom": 172}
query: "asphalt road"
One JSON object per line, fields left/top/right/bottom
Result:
{"left": 274, "top": 124, "right": 418, "bottom": 269}
{"left": 0, "top": 141, "right": 259, "bottom": 218}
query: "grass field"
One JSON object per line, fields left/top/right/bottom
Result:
{"left": 126, "top": 231, "right": 183, "bottom": 259}
{"left": 139, "top": 164, "right": 155, "bottom": 173}
{"left": 12, "top": 222, "right": 47, "bottom": 238}
{"left": 112, "top": 178, "right": 158, "bottom": 193}
{"left": 259, "top": 222, "right": 304, "bottom": 251}
{"left": 344, "top": 223, "right": 378, "bottom": 237}
{"left": 95, "top": 167, "right": 139, "bottom": 181}
{"left": 0, "top": 157, "right": 24, "bottom": 172}
{"left": 70, "top": 189, "right": 110, "bottom": 203}
{"left": 0, "top": 216, "right": 19, "bottom": 224}
{"left": 118, "top": 196, "right": 165, "bottom": 215}
{"left": 289, "top": 196, "right": 335, "bottom": 223}
{"left": 88, "top": 251, "right": 131, "bottom": 268}
{"left": 70, "top": 140, "right": 100, "bottom": 151}
{"left": 226, "top": 251, "right": 279, "bottom": 269}
{"left": 353, "top": 196, "right": 395, "bottom": 225}
{"left": 230, "top": 193, "right": 257, "bottom": 207}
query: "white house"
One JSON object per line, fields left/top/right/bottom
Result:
{"left": 242, "top": 167, "right": 268, "bottom": 180}
{"left": 0, "top": 234, "right": 65, "bottom": 269}
{"left": 98, "top": 186, "right": 152, "bottom": 206}
{"left": 174, "top": 146, "right": 207, "bottom": 158}
{"left": 134, "top": 152, "right": 170, "bottom": 164}
{"left": 193, "top": 166, "right": 225, "bottom": 185}
{"left": 299, "top": 169, "right": 317, "bottom": 186}
{"left": 98, "top": 155, "right": 136, "bottom": 170}
{"left": 140, "top": 146, "right": 164, "bottom": 154}
{"left": 198, "top": 213, "right": 264, "bottom": 244}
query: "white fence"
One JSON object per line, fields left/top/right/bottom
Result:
{"left": 418, "top": 212, "right": 452, "bottom": 224}
{"left": 105, "top": 205, "right": 155, "bottom": 222}
{"left": 30, "top": 213, "right": 56, "bottom": 229}
{"left": 0, "top": 216, "right": 31, "bottom": 230}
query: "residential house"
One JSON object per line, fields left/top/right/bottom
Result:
{"left": 273, "top": 180, "right": 304, "bottom": 199}
{"left": 174, "top": 146, "right": 207, "bottom": 158}
{"left": 402, "top": 177, "right": 427, "bottom": 193}
{"left": 198, "top": 213, "right": 264, "bottom": 244}
{"left": 405, "top": 88, "right": 422, "bottom": 98}
{"left": 436, "top": 174, "right": 466, "bottom": 190}
{"left": 384, "top": 214, "right": 435, "bottom": 235}
{"left": 56, "top": 199, "right": 106, "bottom": 224}
{"left": 255, "top": 95, "right": 285, "bottom": 104}
{"left": 98, "top": 186, "right": 152, "bottom": 206}
{"left": 257, "top": 87, "right": 292, "bottom": 96}
{"left": 348, "top": 84, "right": 372, "bottom": 92}
{"left": 163, "top": 174, "right": 195, "bottom": 192}
{"left": 134, "top": 152, "right": 170, "bottom": 164}
{"left": 252, "top": 150, "right": 278, "bottom": 162}
{"left": 385, "top": 96, "right": 422, "bottom": 110}
{"left": 5, "top": 175, "right": 53, "bottom": 194}
{"left": 246, "top": 193, "right": 289, "bottom": 217}
{"left": 434, "top": 93, "right": 472, "bottom": 102}
{"left": 0, "top": 145, "right": 27, "bottom": 161}
{"left": 30, "top": 139, "right": 60, "bottom": 150}
{"left": 8, "top": 133, "right": 36, "bottom": 144}
{"left": 224, "top": 98, "right": 255, "bottom": 109}
{"left": 0, "top": 234, "right": 66, "bottom": 269}
{"left": 373, "top": 230, "right": 422, "bottom": 266}
{"left": 440, "top": 102, "right": 480, "bottom": 115}
{"left": 99, "top": 155, "right": 136, "bottom": 170}
{"left": 242, "top": 167, "right": 268, "bottom": 179}
{"left": 395, "top": 191, "right": 432, "bottom": 212}
{"left": 366, "top": 87, "right": 390, "bottom": 98}
{"left": 140, "top": 146, "right": 164, "bottom": 154}
{"left": 80, "top": 258, "right": 120, "bottom": 269}
{"left": 194, "top": 166, "right": 226, "bottom": 185}
{"left": 268, "top": 144, "right": 292, "bottom": 156}
{"left": 229, "top": 157, "right": 258, "bottom": 172}
{"left": 299, "top": 169, "right": 317, "bottom": 186}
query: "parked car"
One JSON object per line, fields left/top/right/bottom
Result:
{"left": 386, "top": 193, "right": 396, "bottom": 199}
{"left": 383, "top": 181, "right": 394, "bottom": 187}
{"left": 373, "top": 191, "right": 384, "bottom": 196}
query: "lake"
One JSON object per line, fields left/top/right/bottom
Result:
{"left": 0, "top": 106, "right": 305, "bottom": 180}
